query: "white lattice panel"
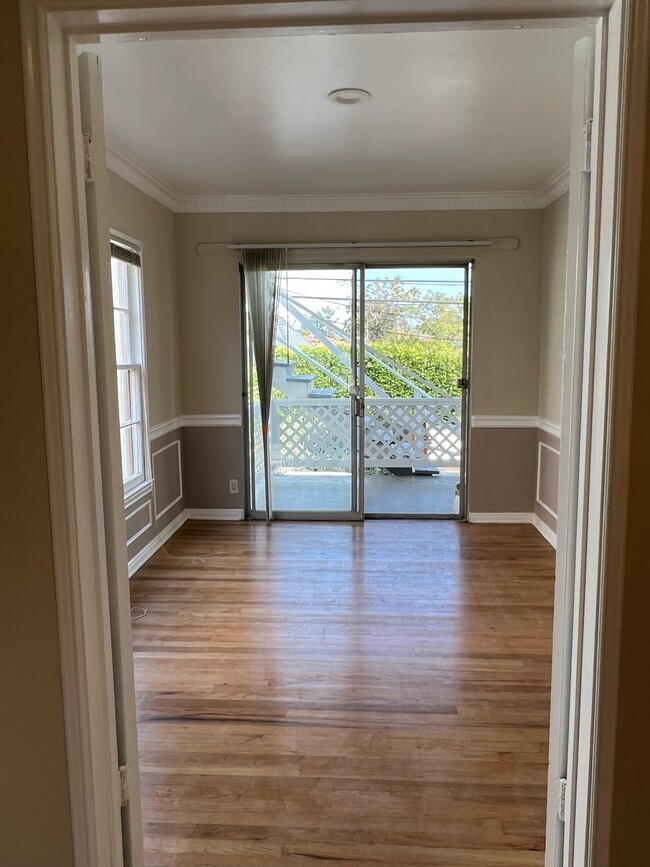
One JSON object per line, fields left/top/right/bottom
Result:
{"left": 272, "top": 400, "right": 351, "bottom": 468}
{"left": 270, "top": 398, "right": 462, "bottom": 470}
{"left": 365, "top": 399, "right": 461, "bottom": 468}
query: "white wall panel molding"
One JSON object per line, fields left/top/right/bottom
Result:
{"left": 182, "top": 414, "right": 242, "bottom": 427}
{"left": 471, "top": 415, "right": 538, "bottom": 429}
{"left": 468, "top": 512, "right": 535, "bottom": 523}
{"left": 532, "top": 513, "right": 558, "bottom": 549}
{"left": 472, "top": 416, "right": 562, "bottom": 438}
{"left": 538, "top": 416, "right": 562, "bottom": 439}
{"left": 185, "top": 508, "right": 245, "bottom": 520}
{"left": 127, "top": 510, "right": 187, "bottom": 578}
{"left": 151, "top": 438, "right": 183, "bottom": 520}
{"left": 149, "top": 417, "right": 182, "bottom": 439}
{"left": 150, "top": 414, "right": 243, "bottom": 438}
{"left": 125, "top": 499, "right": 153, "bottom": 547}
{"left": 536, "top": 439, "right": 561, "bottom": 521}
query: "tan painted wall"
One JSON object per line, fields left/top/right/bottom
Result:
{"left": 108, "top": 171, "right": 182, "bottom": 426}
{"left": 176, "top": 209, "right": 543, "bottom": 417}
{"left": 0, "top": 3, "right": 74, "bottom": 865}
{"left": 538, "top": 192, "right": 569, "bottom": 425}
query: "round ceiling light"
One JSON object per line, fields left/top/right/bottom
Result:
{"left": 328, "top": 88, "right": 371, "bottom": 105}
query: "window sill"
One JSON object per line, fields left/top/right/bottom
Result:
{"left": 124, "top": 480, "right": 153, "bottom": 509}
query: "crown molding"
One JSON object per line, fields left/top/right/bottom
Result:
{"left": 536, "top": 162, "right": 570, "bottom": 208}
{"left": 106, "top": 146, "right": 571, "bottom": 214}
{"left": 176, "top": 190, "right": 544, "bottom": 213}
{"left": 105, "top": 142, "right": 182, "bottom": 213}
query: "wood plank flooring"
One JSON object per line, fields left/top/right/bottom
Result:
{"left": 130, "top": 520, "right": 555, "bottom": 866}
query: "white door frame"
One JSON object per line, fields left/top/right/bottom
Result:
{"left": 17, "top": 2, "right": 649, "bottom": 866}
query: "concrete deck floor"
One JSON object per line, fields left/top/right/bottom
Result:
{"left": 263, "top": 469, "right": 460, "bottom": 515}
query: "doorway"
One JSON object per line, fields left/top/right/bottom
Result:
{"left": 20, "top": 4, "right": 649, "bottom": 867}
{"left": 244, "top": 263, "right": 471, "bottom": 519}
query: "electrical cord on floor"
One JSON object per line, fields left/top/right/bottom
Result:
{"left": 160, "top": 545, "right": 228, "bottom": 565}
{"left": 131, "top": 604, "right": 147, "bottom": 622}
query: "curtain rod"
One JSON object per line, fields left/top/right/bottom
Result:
{"left": 222, "top": 237, "right": 518, "bottom": 251}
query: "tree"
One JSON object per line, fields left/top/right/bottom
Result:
{"left": 356, "top": 277, "right": 423, "bottom": 341}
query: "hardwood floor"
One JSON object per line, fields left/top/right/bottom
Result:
{"left": 130, "top": 520, "right": 555, "bottom": 866}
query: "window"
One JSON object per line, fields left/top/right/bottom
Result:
{"left": 110, "top": 238, "right": 149, "bottom": 494}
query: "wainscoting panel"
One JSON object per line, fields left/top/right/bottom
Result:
{"left": 534, "top": 427, "right": 560, "bottom": 541}
{"left": 126, "top": 428, "right": 186, "bottom": 570}
{"left": 152, "top": 437, "right": 183, "bottom": 522}
{"left": 182, "top": 425, "right": 245, "bottom": 511}
{"left": 468, "top": 427, "right": 537, "bottom": 514}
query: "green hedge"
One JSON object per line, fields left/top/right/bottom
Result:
{"left": 283, "top": 340, "right": 462, "bottom": 398}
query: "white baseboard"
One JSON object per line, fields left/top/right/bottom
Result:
{"left": 128, "top": 510, "right": 187, "bottom": 577}
{"left": 185, "top": 508, "right": 245, "bottom": 521}
{"left": 532, "top": 513, "right": 558, "bottom": 549}
{"left": 468, "top": 512, "right": 534, "bottom": 523}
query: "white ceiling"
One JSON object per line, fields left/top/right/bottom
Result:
{"left": 85, "top": 26, "right": 591, "bottom": 206}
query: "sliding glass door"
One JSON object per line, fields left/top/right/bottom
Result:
{"left": 244, "top": 263, "right": 471, "bottom": 520}
{"left": 363, "top": 265, "right": 470, "bottom": 517}
{"left": 245, "top": 267, "right": 363, "bottom": 519}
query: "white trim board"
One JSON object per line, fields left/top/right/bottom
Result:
{"left": 106, "top": 144, "right": 570, "bottom": 213}
{"left": 538, "top": 417, "right": 562, "bottom": 439}
{"left": 151, "top": 438, "right": 183, "bottom": 520}
{"left": 536, "top": 440, "right": 561, "bottom": 520}
{"left": 533, "top": 513, "right": 558, "bottom": 549}
{"left": 471, "top": 415, "right": 538, "bottom": 428}
{"left": 471, "top": 416, "right": 561, "bottom": 439}
{"left": 468, "top": 512, "right": 535, "bottom": 523}
{"left": 127, "top": 510, "right": 187, "bottom": 577}
{"left": 185, "top": 508, "right": 245, "bottom": 521}
{"left": 150, "top": 413, "right": 243, "bottom": 439}
{"left": 469, "top": 511, "right": 558, "bottom": 549}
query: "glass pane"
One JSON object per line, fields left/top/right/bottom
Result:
{"left": 120, "top": 423, "right": 143, "bottom": 485}
{"left": 269, "top": 268, "right": 355, "bottom": 513}
{"left": 111, "top": 257, "right": 130, "bottom": 309}
{"left": 113, "top": 310, "right": 132, "bottom": 365}
{"left": 117, "top": 368, "right": 141, "bottom": 426}
{"left": 362, "top": 266, "right": 466, "bottom": 516}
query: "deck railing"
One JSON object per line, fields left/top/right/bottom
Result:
{"left": 270, "top": 397, "right": 462, "bottom": 470}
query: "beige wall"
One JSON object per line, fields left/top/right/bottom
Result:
{"left": 176, "top": 209, "right": 543, "bottom": 417}
{"left": 108, "top": 171, "right": 182, "bottom": 426}
{"left": 538, "top": 192, "right": 569, "bottom": 425}
{"left": 0, "top": 2, "right": 74, "bottom": 864}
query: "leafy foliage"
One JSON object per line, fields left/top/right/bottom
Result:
{"left": 284, "top": 340, "right": 462, "bottom": 398}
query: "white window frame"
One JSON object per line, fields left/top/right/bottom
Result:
{"left": 110, "top": 232, "right": 152, "bottom": 499}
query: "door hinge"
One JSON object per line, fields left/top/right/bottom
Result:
{"left": 583, "top": 119, "right": 593, "bottom": 173}
{"left": 83, "top": 132, "right": 93, "bottom": 182}
{"left": 457, "top": 378, "right": 469, "bottom": 390}
{"left": 119, "top": 764, "right": 129, "bottom": 807}
{"left": 557, "top": 777, "right": 568, "bottom": 822}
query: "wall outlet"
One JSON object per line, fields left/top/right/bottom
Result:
{"left": 229, "top": 479, "right": 239, "bottom": 495}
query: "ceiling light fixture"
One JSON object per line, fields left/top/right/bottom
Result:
{"left": 328, "top": 88, "right": 371, "bottom": 105}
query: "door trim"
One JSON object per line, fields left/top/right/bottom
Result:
{"left": 17, "top": 2, "right": 649, "bottom": 866}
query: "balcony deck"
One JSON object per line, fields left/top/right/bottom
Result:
{"left": 263, "top": 468, "right": 460, "bottom": 515}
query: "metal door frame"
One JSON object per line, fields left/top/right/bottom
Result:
{"left": 361, "top": 261, "right": 472, "bottom": 520}
{"left": 243, "top": 261, "right": 472, "bottom": 521}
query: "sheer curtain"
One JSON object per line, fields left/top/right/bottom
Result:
{"left": 243, "top": 248, "right": 286, "bottom": 520}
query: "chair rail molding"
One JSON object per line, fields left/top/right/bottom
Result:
{"left": 150, "top": 414, "right": 243, "bottom": 439}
